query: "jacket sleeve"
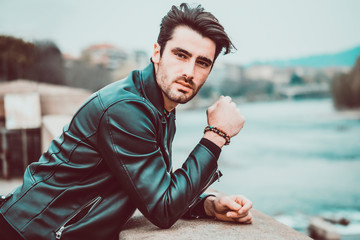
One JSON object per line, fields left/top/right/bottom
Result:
{"left": 181, "top": 193, "right": 215, "bottom": 219}
{"left": 97, "top": 99, "right": 219, "bottom": 229}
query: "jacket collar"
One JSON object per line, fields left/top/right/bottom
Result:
{"left": 139, "top": 61, "right": 171, "bottom": 117}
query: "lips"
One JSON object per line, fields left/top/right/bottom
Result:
{"left": 175, "top": 80, "right": 193, "bottom": 92}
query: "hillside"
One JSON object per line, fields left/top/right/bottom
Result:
{"left": 250, "top": 45, "right": 360, "bottom": 68}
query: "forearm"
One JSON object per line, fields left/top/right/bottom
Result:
{"left": 203, "top": 131, "right": 226, "bottom": 148}
{"left": 182, "top": 194, "right": 215, "bottom": 219}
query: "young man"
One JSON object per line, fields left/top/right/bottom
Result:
{"left": 0, "top": 3, "right": 252, "bottom": 240}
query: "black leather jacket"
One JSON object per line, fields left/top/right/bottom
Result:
{"left": 0, "top": 63, "right": 221, "bottom": 240}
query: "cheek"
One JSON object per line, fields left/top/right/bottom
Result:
{"left": 195, "top": 72, "right": 209, "bottom": 86}
{"left": 160, "top": 60, "right": 178, "bottom": 79}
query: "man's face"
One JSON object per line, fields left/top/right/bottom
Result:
{"left": 152, "top": 26, "right": 216, "bottom": 107}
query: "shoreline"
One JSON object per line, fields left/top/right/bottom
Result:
{"left": 179, "top": 97, "right": 360, "bottom": 120}
{"left": 336, "top": 108, "right": 360, "bottom": 120}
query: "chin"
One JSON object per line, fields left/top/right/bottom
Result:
{"left": 167, "top": 89, "right": 196, "bottom": 104}
{"left": 176, "top": 95, "right": 195, "bottom": 104}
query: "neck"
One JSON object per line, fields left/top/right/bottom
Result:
{"left": 162, "top": 92, "right": 178, "bottom": 112}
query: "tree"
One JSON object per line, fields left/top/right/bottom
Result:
{"left": 289, "top": 72, "right": 304, "bottom": 85}
{"left": 0, "top": 36, "right": 66, "bottom": 85}
{"left": 331, "top": 56, "right": 360, "bottom": 109}
{"left": 0, "top": 35, "right": 35, "bottom": 81}
{"left": 30, "top": 40, "right": 66, "bottom": 85}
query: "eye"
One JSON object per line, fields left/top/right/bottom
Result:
{"left": 175, "top": 52, "right": 187, "bottom": 59}
{"left": 197, "top": 61, "right": 210, "bottom": 68}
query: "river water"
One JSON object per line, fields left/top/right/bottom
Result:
{"left": 172, "top": 98, "right": 360, "bottom": 234}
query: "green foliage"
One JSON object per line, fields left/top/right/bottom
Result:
{"left": 32, "top": 40, "right": 66, "bottom": 85}
{"left": 0, "top": 35, "right": 35, "bottom": 80}
{"left": 331, "top": 56, "right": 360, "bottom": 109}
{"left": 290, "top": 72, "right": 304, "bottom": 85}
{"left": 0, "top": 35, "right": 65, "bottom": 85}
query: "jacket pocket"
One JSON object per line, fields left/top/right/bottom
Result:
{"left": 55, "top": 196, "right": 102, "bottom": 239}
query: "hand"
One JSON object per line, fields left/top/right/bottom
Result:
{"left": 204, "top": 96, "right": 245, "bottom": 147}
{"left": 204, "top": 194, "right": 253, "bottom": 224}
{"left": 206, "top": 96, "right": 245, "bottom": 138}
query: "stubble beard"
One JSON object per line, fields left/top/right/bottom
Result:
{"left": 156, "top": 63, "right": 204, "bottom": 104}
{"left": 162, "top": 80, "right": 198, "bottom": 104}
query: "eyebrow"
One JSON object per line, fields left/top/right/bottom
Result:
{"left": 172, "top": 47, "right": 213, "bottom": 66}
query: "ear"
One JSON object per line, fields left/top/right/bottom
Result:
{"left": 151, "top": 43, "right": 161, "bottom": 64}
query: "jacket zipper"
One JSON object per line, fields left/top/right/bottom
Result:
{"left": 188, "top": 169, "right": 222, "bottom": 209}
{"left": 55, "top": 196, "right": 102, "bottom": 239}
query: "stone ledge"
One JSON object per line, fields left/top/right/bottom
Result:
{"left": 120, "top": 209, "right": 312, "bottom": 240}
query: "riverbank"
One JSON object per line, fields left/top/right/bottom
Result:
{"left": 173, "top": 98, "right": 360, "bottom": 236}
{"left": 335, "top": 107, "right": 360, "bottom": 120}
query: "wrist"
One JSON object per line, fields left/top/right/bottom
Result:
{"left": 203, "top": 131, "right": 226, "bottom": 148}
{"left": 204, "top": 195, "right": 217, "bottom": 217}
{"left": 204, "top": 126, "right": 230, "bottom": 146}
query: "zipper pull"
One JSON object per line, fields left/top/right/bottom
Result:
{"left": 56, "top": 226, "right": 65, "bottom": 239}
{"left": 216, "top": 169, "right": 221, "bottom": 182}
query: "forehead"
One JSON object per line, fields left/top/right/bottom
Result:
{"left": 165, "top": 25, "right": 216, "bottom": 61}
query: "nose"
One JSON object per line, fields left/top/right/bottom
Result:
{"left": 182, "top": 61, "right": 195, "bottom": 81}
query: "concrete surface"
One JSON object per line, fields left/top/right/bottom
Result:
{"left": 0, "top": 80, "right": 92, "bottom": 118}
{"left": 120, "top": 209, "right": 313, "bottom": 240}
{"left": 0, "top": 179, "right": 22, "bottom": 196}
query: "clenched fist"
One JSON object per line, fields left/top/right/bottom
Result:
{"left": 204, "top": 96, "right": 245, "bottom": 147}
{"left": 204, "top": 194, "right": 253, "bottom": 224}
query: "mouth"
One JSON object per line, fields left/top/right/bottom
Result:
{"left": 175, "top": 80, "right": 193, "bottom": 93}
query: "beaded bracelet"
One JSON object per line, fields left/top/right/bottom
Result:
{"left": 204, "top": 125, "right": 230, "bottom": 145}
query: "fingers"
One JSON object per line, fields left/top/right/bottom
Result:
{"left": 225, "top": 195, "right": 252, "bottom": 217}
{"left": 219, "top": 196, "right": 242, "bottom": 211}
{"left": 221, "top": 96, "right": 232, "bottom": 102}
{"left": 240, "top": 200, "right": 252, "bottom": 214}
{"left": 217, "top": 195, "right": 252, "bottom": 213}
{"left": 234, "top": 195, "right": 253, "bottom": 214}
{"left": 206, "top": 95, "right": 245, "bottom": 140}
{"left": 226, "top": 210, "right": 253, "bottom": 224}
{"left": 219, "top": 95, "right": 233, "bottom": 104}
{"left": 212, "top": 194, "right": 254, "bottom": 224}
{"left": 235, "top": 211, "right": 253, "bottom": 224}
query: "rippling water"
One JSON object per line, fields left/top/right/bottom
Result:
{"left": 172, "top": 98, "right": 360, "bottom": 234}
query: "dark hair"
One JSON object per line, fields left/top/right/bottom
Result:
{"left": 157, "top": 3, "right": 236, "bottom": 61}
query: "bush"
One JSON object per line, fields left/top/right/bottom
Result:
{"left": 0, "top": 35, "right": 65, "bottom": 85}
{"left": 331, "top": 56, "right": 360, "bottom": 109}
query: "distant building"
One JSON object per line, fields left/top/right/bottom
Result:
{"left": 80, "top": 43, "right": 149, "bottom": 72}
{"left": 244, "top": 65, "right": 275, "bottom": 82}
{"left": 62, "top": 53, "right": 78, "bottom": 68}
{"left": 81, "top": 43, "right": 128, "bottom": 70}
{"left": 207, "top": 62, "right": 244, "bottom": 88}
{"left": 133, "top": 50, "right": 150, "bottom": 69}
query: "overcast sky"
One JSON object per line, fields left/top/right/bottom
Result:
{"left": 1, "top": 0, "right": 359, "bottom": 64}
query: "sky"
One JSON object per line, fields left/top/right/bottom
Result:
{"left": 1, "top": 0, "right": 360, "bottom": 64}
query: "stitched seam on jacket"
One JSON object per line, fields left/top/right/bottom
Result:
{"left": 19, "top": 159, "right": 104, "bottom": 232}
{"left": 103, "top": 107, "right": 150, "bottom": 213}
{"left": 97, "top": 94, "right": 159, "bottom": 142}
{"left": 31, "top": 94, "right": 99, "bottom": 178}
{"left": 3, "top": 130, "right": 100, "bottom": 217}
{"left": 100, "top": 98, "right": 160, "bottom": 215}
{"left": 4, "top": 95, "right": 101, "bottom": 216}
